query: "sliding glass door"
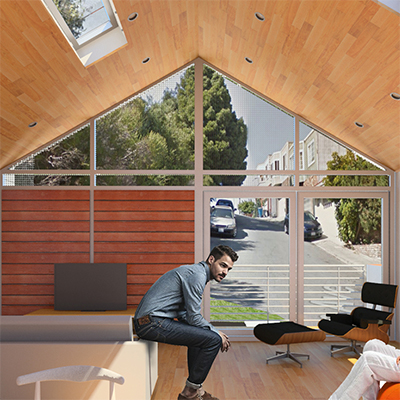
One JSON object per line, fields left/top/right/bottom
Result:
{"left": 203, "top": 191, "right": 296, "bottom": 337}
{"left": 298, "top": 192, "right": 388, "bottom": 326}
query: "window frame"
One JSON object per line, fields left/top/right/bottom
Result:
{"left": 307, "top": 139, "right": 315, "bottom": 167}
{"left": 42, "top": 0, "right": 127, "bottom": 67}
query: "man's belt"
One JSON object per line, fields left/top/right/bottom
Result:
{"left": 137, "top": 315, "right": 151, "bottom": 325}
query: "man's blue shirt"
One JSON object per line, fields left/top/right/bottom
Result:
{"left": 135, "top": 261, "right": 218, "bottom": 333}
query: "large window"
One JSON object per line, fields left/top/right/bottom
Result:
{"left": 2, "top": 61, "right": 393, "bottom": 336}
{"left": 202, "top": 65, "right": 295, "bottom": 188}
{"left": 4, "top": 124, "right": 90, "bottom": 187}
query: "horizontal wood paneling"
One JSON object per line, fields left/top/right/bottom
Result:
{"left": 94, "top": 211, "right": 194, "bottom": 221}
{"left": 1, "top": 189, "right": 195, "bottom": 314}
{"left": 94, "top": 200, "right": 193, "bottom": 212}
{"left": 93, "top": 253, "right": 194, "bottom": 265}
{"left": 94, "top": 190, "right": 195, "bottom": 308}
{"left": 2, "top": 201, "right": 90, "bottom": 212}
{"left": 2, "top": 264, "right": 56, "bottom": 275}
{"left": 95, "top": 221, "right": 194, "bottom": 232}
{"left": 2, "top": 275, "right": 53, "bottom": 284}
{"left": 94, "top": 232, "right": 194, "bottom": 242}
{"left": 2, "top": 253, "right": 91, "bottom": 264}
{"left": 3, "top": 242, "right": 89, "bottom": 253}
{"left": 94, "top": 242, "right": 194, "bottom": 253}
{"left": 3, "top": 211, "right": 90, "bottom": 221}
{"left": 2, "top": 190, "right": 90, "bottom": 315}
{"left": 1, "top": 191, "right": 90, "bottom": 200}
{"left": 2, "top": 296, "right": 54, "bottom": 305}
{"left": 2, "top": 232, "right": 90, "bottom": 242}
{"left": 94, "top": 191, "right": 195, "bottom": 201}
{"left": 2, "top": 221, "right": 90, "bottom": 232}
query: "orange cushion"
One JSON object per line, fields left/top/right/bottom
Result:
{"left": 377, "top": 382, "right": 400, "bottom": 400}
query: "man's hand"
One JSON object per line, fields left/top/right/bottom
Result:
{"left": 219, "top": 331, "right": 231, "bottom": 352}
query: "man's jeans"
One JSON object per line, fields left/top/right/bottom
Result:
{"left": 134, "top": 315, "right": 222, "bottom": 388}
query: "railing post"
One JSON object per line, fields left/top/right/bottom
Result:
{"left": 338, "top": 265, "right": 341, "bottom": 313}
{"left": 267, "top": 265, "right": 270, "bottom": 323}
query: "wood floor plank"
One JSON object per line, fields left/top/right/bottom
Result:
{"left": 151, "top": 341, "right": 360, "bottom": 400}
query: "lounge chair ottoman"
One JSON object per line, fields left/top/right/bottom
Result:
{"left": 254, "top": 321, "right": 326, "bottom": 367}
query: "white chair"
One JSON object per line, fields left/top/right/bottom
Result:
{"left": 16, "top": 365, "right": 124, "bottom": 400}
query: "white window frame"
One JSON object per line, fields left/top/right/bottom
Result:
{"left": 42, "top": 0, "right": 127, "bottom": 67}
{"left": 307, "top": 140, "right": 315, "bottom": 167}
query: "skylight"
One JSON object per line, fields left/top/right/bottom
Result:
{"left": 52, "top": 0, "right": 114, "bottom": 46}
{"left": 42, "top": 0, "right": 127, "bottom": 67}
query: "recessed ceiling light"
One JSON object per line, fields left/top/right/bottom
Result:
{"left": 390, "top": 92, "right": 400, "bottom": 100}
{"left": 128, "top": 12, "right": 138, "bottom": 22}
{"left": 245, "top": 57, "right": 253, "bottom": 64}
{"left": 255, "top": 12, "right": 265, "bottom": 21}
{"left": 354, "top": 121, "right": 364, "bottom": 128}
{"left": 142, "top": 57, "right": 150, "bottom": 64}
{"left": 28, "top": 122, "right": 37, "bottom": 128}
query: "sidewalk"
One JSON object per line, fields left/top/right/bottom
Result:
{"left": 313, "top": 237, "right": 381, "bottom": 266}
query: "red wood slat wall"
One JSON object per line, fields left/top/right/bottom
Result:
{"left": 1, "top": 189, "right": 195, "bottom": 315}
{"left": 94, "top": 190, "right": 195, "bottom": 308}
{"left": 2, "top": 190, "right": 90, "bottom": 315}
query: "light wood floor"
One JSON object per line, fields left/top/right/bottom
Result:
{"left": 151, "top": 341, "right": 359, "bottom": 400}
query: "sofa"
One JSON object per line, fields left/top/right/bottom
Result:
{"left": 0, "top": 315, "right": 158, "bottom": 400}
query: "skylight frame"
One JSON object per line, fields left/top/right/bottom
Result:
{"left": 43, "top": 0, "right": 119, "bottom": 49}
{"left": 42, "top": 0, "right": 127, "bottom": 67}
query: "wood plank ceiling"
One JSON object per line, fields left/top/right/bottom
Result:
{"left": 1, "top": 0, "right": 399, "bottom": 171}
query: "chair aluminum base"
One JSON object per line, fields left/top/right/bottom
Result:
{"left": 330, "top": 340, "right": 363, "bottom": 357}
{"left": 266, "top": 344, "right": 310, "bottom": 368}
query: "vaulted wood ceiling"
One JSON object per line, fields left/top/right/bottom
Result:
{"left": 1, "top": 0, "right": 399, "bottom": 171}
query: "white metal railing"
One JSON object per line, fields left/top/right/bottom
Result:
{"left": 210, "top": 264, "right": 290, "bottom": 324}
{"left": 304, "top": 264, "right": 366, "bottom": 325}
{"left": 210, "top": 263, "right": 366, "bottom": 326}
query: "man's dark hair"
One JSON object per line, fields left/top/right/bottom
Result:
{"left": 207, "top": 245, "right": 238, "bottom": 263}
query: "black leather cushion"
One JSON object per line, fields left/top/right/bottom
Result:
{"left": 318, "top": 319, "right": 354, "bottom": 336}
{"left": 352, "top": 307, "right": 391, "bottom": 327}
{"left": 362, "top": 282, "right": 398, "bottom": 308}
{"left": 253, "top": 321, "right": 316, "bottom": 345}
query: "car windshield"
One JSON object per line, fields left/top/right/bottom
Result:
{"left": 217, "top": 200, "right": 233, "bottom": 208}
{"left": 304, "top": 211, "right": 316, "bottom": 222}
{"left": 211, "top": 209, "right": 233, "bottom": 219}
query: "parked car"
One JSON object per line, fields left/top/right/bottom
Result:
{"left": 210, "top": 205, "right": 237, "bottom": 238}
{"left": 284, "top": 211, "right": 323, "bottom": 241}
{"left": 216, "top": 198, "right": 236, "bottom": 210}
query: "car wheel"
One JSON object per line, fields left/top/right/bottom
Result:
{"left": 232, "top": 228, "right": 237, "bottom": 238}
{"left": 284, "top": 223, "right": 289, "bottom": 234}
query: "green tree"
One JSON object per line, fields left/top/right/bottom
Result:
{"left": 238, "top": 200, "right": 256, "bottom": 216}
{"left": 31, "top": 64, "right": 248, "bottom": 188}
{"left": 95, "top": 90, "right": 194, "bottom": 186}
{"left": 173, "top": 65, "right": 248, "bottom": 185}
{"left": 33, "top": 125, "right": 90, "bottom": 186}
{"left": 53, "top": 0, "right": 85, "bottom": 39}
{"left": 202, "top": 66, "right": 248, "bottom": 186}
{"left": 323, "top": 150, "right": 388, "bottom": 244}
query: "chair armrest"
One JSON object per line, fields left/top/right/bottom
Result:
{"left": 359, "top": 319, "right": 391, "bottom": 329}
{"left": 326, "top": 313, "right": 353, "bottom": 325}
